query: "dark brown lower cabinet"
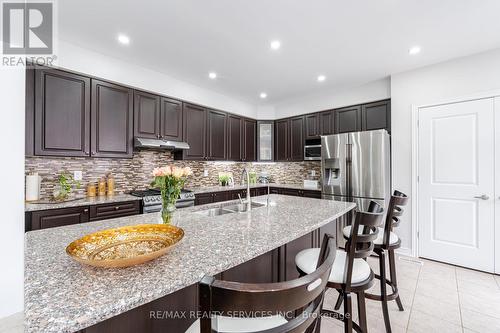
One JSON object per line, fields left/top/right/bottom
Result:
{"left": 27, "top": 206, "right": 90, "bottom": 231}
{"left": 26, "top": 201, "right": 141, "bottom": 232}
{"left": 282, "top": 231, "right": 316, "bottom": 281}
{"left": 83, "top": 283, "right": 198, "bottom": 333}
{"left": 194, "top": 193, "right": 214, "bottom": 206}
{"left": 78, "top": 219, "right": 338, "bottom": 333}
{"left": 220, "top": 249, "right": 279, "bottom": 283}
{"left": 250, "top": 187, "right": 268, "bottom": 197}
{"left": 89, "top": 201, "right": 140, "bottom": 221}
{"left": 212, "top": 191, "right": 231, "bottom": 203}
{"left": 230, "top": 189, "right": 247, "bottom": 199}
{"left": 194, "top": 186, "right": 321, "bottom": 205}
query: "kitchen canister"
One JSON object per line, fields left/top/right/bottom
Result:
{"left": 26, "top": 172, "right": 41, "bottom": 201}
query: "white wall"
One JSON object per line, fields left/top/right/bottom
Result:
{"left": 272, "top": 78, "right": 391, "bottom": 118}
{"left": 56, "top": 41, "right": 258, "bottom": 118}
{"left": 0, "top": 65, "right": 25, "bottom": 319}
{"left": 391, "top": 48, "right": 500, "bottom": 253}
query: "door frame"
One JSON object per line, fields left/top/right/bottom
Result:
{"left": 411, "top": 89, "right": 500, "bottom": 274}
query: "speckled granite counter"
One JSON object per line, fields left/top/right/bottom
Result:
{"left": 24, "top": 194, "right": 141, "bottom": 212}
{"left": 25, "top": 195, "right": 354, "bottom": 333}
{"left": 187, "top": 182, "right": 321, "bottom": 194}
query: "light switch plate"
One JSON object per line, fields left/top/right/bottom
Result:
{"left": 73, "top": 170, "right": 83, "bottom": 181}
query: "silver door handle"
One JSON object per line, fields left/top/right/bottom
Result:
{"left": 473, "top": 195, "right": 489, "bottom": 200}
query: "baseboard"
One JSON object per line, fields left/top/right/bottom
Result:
{"left": 395, "top": 247, "right": 413, "bottom": 257}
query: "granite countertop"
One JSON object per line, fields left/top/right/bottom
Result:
{"left": 24, "top": 195, "right": 354, "bottom": 333}
{"left": 188, "top": 182, "right": 321, "bottom": 194}
{"left": 24, "top": 194, "right": 141, "bottom": 212}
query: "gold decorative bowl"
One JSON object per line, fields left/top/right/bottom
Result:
{"left": 66, "top": 224, "right": 184, "bottom": 268}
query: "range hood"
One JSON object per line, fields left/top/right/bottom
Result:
{"left": 134, "top": 137, "right": 190, "bottom": 150}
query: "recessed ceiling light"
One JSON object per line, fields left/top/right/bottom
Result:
{"left": 270, "top": 40, "right": 281, "bottom": 50}
{"left": 208, "top": 72, "right": 217, "bottom": 79}
{"left": 117, "top": 34, "right": 130, "bottom": 45}
{"left": 317, "top": 75, "right": 326, "bottom": 82}
{"left": 260, "top": 92, "right": 267, "bottom": 99}
{"left": 409, "top": 46, "right": 421, "bottom": 55}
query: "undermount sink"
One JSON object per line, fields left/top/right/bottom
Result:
{"left": 195, "top": 201, "right": 267, "bottom": 217}
{"left": 195, "top": 207, "right": 233, "bottom": 217}
{"left": 223, "top": 202, "right": 266, "bottom": 213}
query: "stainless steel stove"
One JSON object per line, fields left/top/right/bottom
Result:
{"left": 130, "top": 189, "right": 195, "bottom": 213}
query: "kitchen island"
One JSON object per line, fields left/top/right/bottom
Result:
{"left": 25, "top": 195, "right": 355, "bottom": 333}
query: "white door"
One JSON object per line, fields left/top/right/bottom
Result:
{"left": 495, "top": 97, "right": 500, "bottom": 274}
{"left": 418, "top": 98, "right": 495, "bottom": 272}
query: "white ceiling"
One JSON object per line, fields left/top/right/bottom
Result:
{"left": 58, "top": 0, "right": 500, "bottom": 104}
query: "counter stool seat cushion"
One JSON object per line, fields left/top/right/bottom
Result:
{"left": 343, "top": 226, "right": 399, "bottom": 246}
{"left": 185, "top": 315, "right": 287, "bottom": 333}
{"left": 295, "top": 248, "right": 371, "bottom": 284}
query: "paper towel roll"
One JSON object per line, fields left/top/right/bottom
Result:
{"left": 26, "top": 173, "right": 41, "bottom": 201}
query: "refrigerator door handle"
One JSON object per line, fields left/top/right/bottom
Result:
{"left": 346, "top": 143, "right": 352, "bottom": 198}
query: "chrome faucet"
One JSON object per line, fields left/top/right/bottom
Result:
{"left": 241, "top": 167, "right": 252, "bottom": 209}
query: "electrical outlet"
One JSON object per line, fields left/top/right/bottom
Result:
{"left": 311, "top": 170, "right": 316, "bottom": 177}
{"left": 73, "top": 170, "right": 83, "bottom": 181}
{"left": 203, "top": 169, "right": 209, "bottom": 177}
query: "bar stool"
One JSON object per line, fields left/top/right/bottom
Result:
{"left": 186, "top": 233, "right": 336, "bottom": 333}
{"left": 295, "top": 202, "right": 385, "bottom": 333}
{"left": 342, "top": 191, "right": 409, "bottom": 333}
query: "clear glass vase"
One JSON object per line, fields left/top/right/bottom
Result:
{"left": 161, "top": 201, "right": 176, "bottom": 224}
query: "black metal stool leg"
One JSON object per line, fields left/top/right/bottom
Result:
{"left": 334, "top": 290, "right": 343, "bottom": 310}
{"left": 357, "top": 291, "right": 367, "bottom": 333}
{"left": 388, "top": 249, "right": 404, "bottom": 311}
{"left": 379, "top": 251, "right": 392, "bottom": 333}
{"left": 343, "top": 292, "right": 353, "bottom": 333}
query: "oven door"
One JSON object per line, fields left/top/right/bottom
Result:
{"left": 175, "top": 200, "right": 195, "bottom": 208}
{"left": 304, "top": 145, "right": 321, "bottom": 160}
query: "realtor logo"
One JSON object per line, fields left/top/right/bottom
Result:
{"left": 2, "top": 2, "right": 53, "bottom": 54}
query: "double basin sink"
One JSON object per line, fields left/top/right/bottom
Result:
{"left": 195, "top": 201, "right": 266, "bottom": 217}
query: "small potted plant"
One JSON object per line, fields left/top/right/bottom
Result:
{"left": 218, "top": 173, "right": 231, "bottom": 186}
{"left": 52, "top": 172, "right": 81, "bottom": 201}
{"left": 151, "top": 165, "right": 192, "bottom": 223}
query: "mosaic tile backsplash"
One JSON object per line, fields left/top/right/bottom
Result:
{"left": 25, "top": 151, "right": 321, "bottom": 199}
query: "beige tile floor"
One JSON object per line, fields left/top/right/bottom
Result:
{"left": 320, "top": 255, "right": 500, "bottom": 333}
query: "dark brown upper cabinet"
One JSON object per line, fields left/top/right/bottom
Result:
{"left": 227, "top": 115, "right": 242, "bottom": 161}
{"left": 34, "top": 67, "right": 91, "bottom": 157}
{"left": 289, "top": 116, "right": 305, "bottom": 161}
{"left": 207, "top": 109, "right": 227, "bottom": 160}
{"left": 91, "top": 79, "right": 134, "bottom": 158}
{"left": 305, "top": 113, "right": 320, "bottom": 139}
{"left": 361, "top": 99, "right": 391, "bottom": 132}
{"left": 319, "top": 110, "right": 335, "bottom": 135}
{"left": 181, "top": 103, "right": 207, "bottom": 160}
{"left": 275, "top": 116, "right": 304, "bottom": 161}
{"left": 160, "top": 97, "right": 183, "bottom": 140}
{"left": 275, "top": 119, "right": 289, "bottom": 161}
{"left": 243, "top": 118, "right": 257, "bottom": 161}
{"left": 134, "top": 90, "right": 160, "bottom": 139}
{"left": 335, "top": 105, "right": 362, "bottom": 134}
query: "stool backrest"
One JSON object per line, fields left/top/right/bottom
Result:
{"left": 199, "top": 234, "right": 336, "bottom": 333}
{"left": 344, "top": 201, "right": 384, "bottom": 290}
{"left": 381, "top": 190, "right": 408, "bottom": 249}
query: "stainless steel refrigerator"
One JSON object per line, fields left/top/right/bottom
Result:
{"left": 321, "top": 130, "right": 391, "bottom": 244}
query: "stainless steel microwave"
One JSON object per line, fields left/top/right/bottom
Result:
{"left": 304, "top": 138, "right": 321, "bottom": 160}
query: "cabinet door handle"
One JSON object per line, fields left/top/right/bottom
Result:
{"left": 83, "top": 209, "right": 89, "bottom": 213}
{"left": 115, "top": 206, "right": 120, "bottom": 210}
{"left": 473, "top": 195, "right": 489, "bottom": 200}
{"left": 91, "top": 151, "right": 96, "bottom": 155}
